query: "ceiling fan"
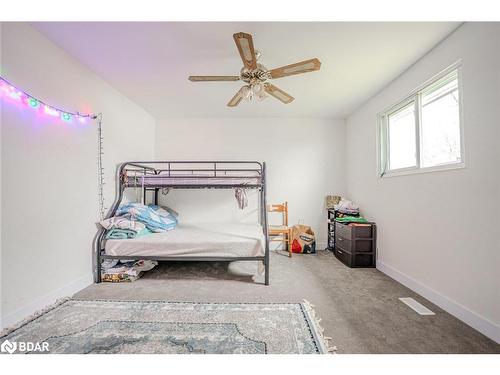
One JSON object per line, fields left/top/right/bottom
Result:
{"left": 188, "top": 32, "right": 321, "bottom": 107}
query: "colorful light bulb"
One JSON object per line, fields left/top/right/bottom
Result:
{"left": 8, "top": 91, "right": 22, "bottom": 100}
{"left": 28, "top": 97, "right": 39, "bottom": 108}
{"left": 43, "top": 105, "right": 59, "bottom": 117}
{"left": 61, "top": 112, "right": 72, "bottom": 122}
{"left": 0, "top": 81, "right": 8, "bottom": 94}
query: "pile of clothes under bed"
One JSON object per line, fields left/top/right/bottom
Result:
{"left": 99, "top": 203, "right": 178, "bottom": 282}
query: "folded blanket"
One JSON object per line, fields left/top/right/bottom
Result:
{"left": 116, "top": 203, "right": 178, "bottom": 233}
{"left": 105, "top": 227, "right": 152, "bottom": 239}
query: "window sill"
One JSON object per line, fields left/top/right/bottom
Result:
{"left": 380, "top": 162, "right": 465, "bottom": 178}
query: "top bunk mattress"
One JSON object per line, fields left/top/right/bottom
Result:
{"left": 104, "top": 223, "right": 265, "bottom": 258}
{"left": 124, "top": 175, "right": 262, "bottom": 188}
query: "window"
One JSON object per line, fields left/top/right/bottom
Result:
{"left": 379, "top": 64, "right": 463, "bottom": 177}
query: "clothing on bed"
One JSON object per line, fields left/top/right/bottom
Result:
{"left": 234, "top": 188, "right": 248, "bottom": 209}
{"left": 116, "top": 203, "right": 178, "bottom": 232}
{"left": 100, "top": 217, "right": 146, "bottom": 231}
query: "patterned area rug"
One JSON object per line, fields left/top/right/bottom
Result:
{"left": 0, "top": 300, "right": 334, "bottom": 354}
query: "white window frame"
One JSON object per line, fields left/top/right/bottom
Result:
{"left": 377, "top": 61, "right": 465, "bottom": 178}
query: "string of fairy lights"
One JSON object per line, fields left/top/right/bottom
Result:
{"left": 0, "top": 76, "right": 107, "bottom": 219}
{"left": 0, "top": 76, "right": 96, "bottom": 122}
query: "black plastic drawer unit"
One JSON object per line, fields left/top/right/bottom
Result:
{"left": 334, "top": 221, "right": 376, "bottom": 268}
{"left": 335, "top": 247, "right": 351, "bottom": 266}
{"left": 335, "top": 222, "right": 373, "bottom": 239}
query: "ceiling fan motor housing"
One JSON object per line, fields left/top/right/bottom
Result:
{"left": 240, "top": 63, "right": 271, "bottom": 84}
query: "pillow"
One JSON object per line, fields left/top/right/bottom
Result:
{"left": 149, "top": 205, "right": 179, "bottom": 219}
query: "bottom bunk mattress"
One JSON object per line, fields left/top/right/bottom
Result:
{"left": 104, "top": 223, "right": 265, "bottom": 258}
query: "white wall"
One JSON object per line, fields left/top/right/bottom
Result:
{"left": 0, "top": 23, "right": 3, "bottom": 318}
{"left": 155, "top": 117, "right": 346, "bottom": 247}
{"left": 0, "top": 23, "right": 156, "bottom": 328}
{"left": 345, "top": 23, "right": 500, "bottom": 342}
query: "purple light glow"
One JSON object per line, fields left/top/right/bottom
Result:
{"left": 43, "top": 105, "right": 60, "bottom": 117}
{"left": 9, "top": 92, "right": 22, "bottom": 100}
{"left": 0, "top": 76, "right": 96, "bottom": 124}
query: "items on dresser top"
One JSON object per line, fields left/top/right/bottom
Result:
{"left": 333, "top": 198, "right": 360, "bottom": 216}
{"left": 334, "top": 216, "right": 368, "bottom": 224}
{"left": 334, "top": 220, "right": 376, "bottom": 268}
{"left": 325, "top": 195, "right": 341, "bottom": 209}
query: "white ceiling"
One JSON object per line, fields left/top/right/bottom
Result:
{"left": 32, "top": 22, "right": 460, "bottom": 119}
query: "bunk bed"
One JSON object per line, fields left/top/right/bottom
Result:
{"left": 94, "top": 161, "right": 270, "bottom": 285}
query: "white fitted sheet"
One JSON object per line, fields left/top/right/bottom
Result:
{"left": 105, "top": 223, "right": 265, "bottom": 258}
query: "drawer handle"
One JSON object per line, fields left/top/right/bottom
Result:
{"left": 337, "top": 237, "right": 343, "bottom": 241}
{"left": 337, "top": 250, "right": 343, "bottom": 254}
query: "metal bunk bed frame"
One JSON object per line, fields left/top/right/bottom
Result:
{"left": 94, "top": 161, "right": 270, "bottom": 285}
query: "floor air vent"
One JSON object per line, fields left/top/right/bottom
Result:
{"left": 399, "top": 297, "right": 435, "bottom": 315}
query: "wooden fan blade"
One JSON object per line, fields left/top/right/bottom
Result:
{"left": 269, "top": 58, "right": 321, "bottom": 79}
{"left": 233, "top": 32, "right": 257, "bottom": 70}
{"left": 265, "top": 84, "right": 294, "bottom": 104}
{"left": 227, "top": 86, "right": 248, "bottom": 107}
{"left": 189, "top": 76, "right": 240, "bottom": 82}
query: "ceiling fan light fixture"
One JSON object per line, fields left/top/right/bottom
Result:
{"left": 242, "top": 83, "right": 268, "bottom": 102}
{"left": 256, "top": 92, "right": 268, "bottom": 101}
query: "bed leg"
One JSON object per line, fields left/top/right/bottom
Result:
{"left": 265, "top": 260, "right": 270, "bottom": 285}
{"left": 96, "top": 254, "right": 102, "bottom": 283}
{"left": 261, "top": 162, "right": 270, "bottom": 286}
{"left": 95, "top": 237, "right": 103, "bottom": 283}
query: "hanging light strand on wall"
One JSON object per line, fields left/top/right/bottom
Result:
{"left": 0, "top": 75, "right": 97, "bottom": 122}
{"left": 0, "top": 75, "right": 106, "bottom": 219}
{"left": 96, "top": 113, "right": 107, "bottom": 220}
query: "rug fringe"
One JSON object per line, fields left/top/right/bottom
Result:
{"left": 302, "top": 299, "right": 338, "bottom": 353}
{"left": 0, "top": 297, "right": 71, "bottom": 338}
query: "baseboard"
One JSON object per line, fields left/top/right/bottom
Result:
{"left": 377, "top": 260, "right": 500, "bottom": 344}
{"left": 316, "top": 242, "right": 327, "bottom": 250}
{"left": 1, "top": 273, "right": 93, "bottom": 330}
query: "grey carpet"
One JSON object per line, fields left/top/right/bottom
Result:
{"left": 75, "top": 250, "right": 500, "bottom": 353}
